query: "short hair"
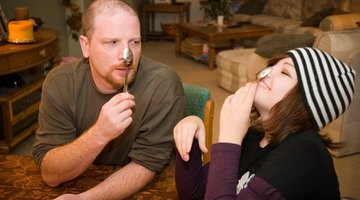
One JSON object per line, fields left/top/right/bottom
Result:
{"left": 82, "top": 0, "right": 138, "bottom": 40}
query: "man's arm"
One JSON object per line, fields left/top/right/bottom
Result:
{"left": 79, "top": 161, "right": 155, "bottom": 200}
{"left": 53, "top": 161, "right": 155, "bottom": 200}
{"left": 40, "top": 125, "right": 108, "bottom": 186}
{"left": 40, "top": 93, "right": 135, "bottom": 186}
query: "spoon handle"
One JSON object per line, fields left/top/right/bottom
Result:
{"left": 123, "top": 68, "right": 129, "bottom": 93}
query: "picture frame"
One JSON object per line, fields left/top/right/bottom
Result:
{"left": 0, "top": 3, "right": 8, "bottom": 41}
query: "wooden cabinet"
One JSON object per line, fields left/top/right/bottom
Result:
{"left": 0, "top": 28, "right": 59, "bottom": 154}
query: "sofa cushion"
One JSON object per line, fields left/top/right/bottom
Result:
{"left": 255, "top": 33, "right": 315, "bottom": 58}
{"left": 237, "top": 0, "right": 269, "bottom": 15}
{"left": 281, "top": 25, "right": 324, "bottom": 37}
{"left": 250, "top": 14, "right": 302, "bottom": 32}
{"left": 262, "top": 0, "right": 302, "bottom": 20}
{"left": 301, "top": 7, "right": 335, "bottom": 27}
{"left": 302, "top": 0, "right": 351, "bottom": 20}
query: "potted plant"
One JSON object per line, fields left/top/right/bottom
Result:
{"left": 200, "top": 0, "right": 232, "bottom": 21}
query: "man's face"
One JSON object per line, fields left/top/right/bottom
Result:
{"left": 80, "top": 11, "right": 141, "bottom": 93}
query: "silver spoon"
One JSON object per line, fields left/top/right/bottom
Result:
{"left": 123, "top": 47, "right": 133, "bottom": 93}
{"left": 256, "top": 66, "right": 272, "bottom": 81}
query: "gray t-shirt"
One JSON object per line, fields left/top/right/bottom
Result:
{"left": 33, "top": 56, "right": 185, "bottom": 172}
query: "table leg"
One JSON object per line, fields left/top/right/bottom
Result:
{"left": 175, "top": 32, "right": 182, "bottom": 57}
{"left": 150, "top": 12, "right": 155, "bottom": 33}
{"left": 208, "top": 42, "right": 216, "bottom": 70}
{"left": 179, "top": 12, "right": 184, "bottom": 23}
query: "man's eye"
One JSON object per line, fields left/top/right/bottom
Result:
{"left": 130, "top": 40, "right": 141, "bottom": 46}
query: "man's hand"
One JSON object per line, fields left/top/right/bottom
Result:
{"left": 93, "top": 92, "right": 135, "bottom": 144}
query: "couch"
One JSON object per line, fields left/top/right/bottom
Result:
{"left": 316, "top": 31, "right": 360, "bottom": 157}
{"left": 233, "top": 0, "right": 359, "bottom": 36}
{"left": 217, "top": 29, "right": 360, "bottom": 157}
{"left": 217, "top": 13, "right": 360, "bottom": 92}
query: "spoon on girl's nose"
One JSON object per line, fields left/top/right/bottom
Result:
{"left": 122, "top": 47, "right": 133, "bottom": 93}
{"left": 256, "top": 66, "right": 272, "bottom": 81}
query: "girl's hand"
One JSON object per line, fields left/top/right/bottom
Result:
{"left": 219, "top": 82, "right": 257, "bottom": 145}
{"left": 173, "top": 116, "right": 208, "bottom": 161}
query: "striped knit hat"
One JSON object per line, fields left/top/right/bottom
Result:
{"left": 287, "top": 47, "right": 356, "bottom": 130}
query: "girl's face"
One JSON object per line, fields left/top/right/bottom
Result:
{"left": 254, "top": 57, "right": 298, "bottom": 119}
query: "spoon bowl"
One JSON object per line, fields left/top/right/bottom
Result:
{"left": 256, "top": 66, "right": 272, "bottom": 81}
{"left": 123, "top": 47, "right": 134, "bottom": 67}
{"left": 123, "top": 47, "right": 133, "bottom": 93}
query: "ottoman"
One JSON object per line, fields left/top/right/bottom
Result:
{"left": 216, "top": 48, "right": 268, "bottom": 93}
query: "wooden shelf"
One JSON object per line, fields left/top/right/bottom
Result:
{"left": 141, "top": 3, "right": 190, "bottom": 41}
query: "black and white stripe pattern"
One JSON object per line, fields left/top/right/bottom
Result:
{"left": 287, "top": 47, "right": 356, "bottom": 130}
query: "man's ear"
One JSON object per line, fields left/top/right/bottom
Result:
{"left": 79, "top": 35, "right": 90, "bottom": 58}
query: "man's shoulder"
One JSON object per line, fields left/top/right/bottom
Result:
{"left": 138, "top": 56, "right": 182, "bottom": 87}
{"left": 139, "top": 56, "right": 179, "bottom": 79}
{"left": 45, "top": 58, "right": 88, "bottom": 83}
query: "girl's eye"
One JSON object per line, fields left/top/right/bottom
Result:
{"left": 282, "top": 71, "right": 290, "bottom": 77}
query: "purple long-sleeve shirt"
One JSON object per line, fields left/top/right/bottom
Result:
{"left": 176, "top": 140, "right": 284, "bottom": 200}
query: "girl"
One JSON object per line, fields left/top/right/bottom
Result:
{"left": 174, "top": 47, "right": 356, "bottom": 200}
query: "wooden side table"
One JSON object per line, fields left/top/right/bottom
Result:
{"left": 0, "top": 28, "right": 60, "bottom": 154}
{"left": 142, "top": 3, "right": 190, "bottom": 41}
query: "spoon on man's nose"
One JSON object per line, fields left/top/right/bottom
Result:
{"left": 123, "top": 47, "right": 133, "bottom": 93}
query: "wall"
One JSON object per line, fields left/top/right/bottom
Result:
{"left": 66, "top": 0, "right": 85, "bottom": 58}
{"left": 1, "top": 0, "right": 359, "bottom": 56}
{"left": 0, "top": 0, "right": 205, "bottom": 57}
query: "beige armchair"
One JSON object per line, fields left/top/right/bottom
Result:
{"left": 315, "top": 31, "right": 360, "bottom": 157}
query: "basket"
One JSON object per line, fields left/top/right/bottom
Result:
{"left": 161, "top": 23, "right": 178, "bottom": 37}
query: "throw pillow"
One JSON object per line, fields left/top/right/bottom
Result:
{"left": 301, "top": 7, "right": 335, "bottom": 27}
{"left": 237, "top": 0, "right": 268, "bottom": 15}
{"left": 255, "top": 33, "right": 315, "bottom": 58}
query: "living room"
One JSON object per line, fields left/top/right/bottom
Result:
{"left": 0, "top": 0, "right": 359, "bottom": 199}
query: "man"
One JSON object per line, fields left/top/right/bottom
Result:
{"left": 33, "top": 0, "right": 184, "bottom": 199}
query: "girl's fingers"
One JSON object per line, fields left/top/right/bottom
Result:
{"left": 197, "top": 128, "right": 208, "bottom": 153}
